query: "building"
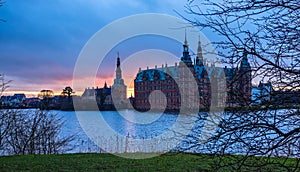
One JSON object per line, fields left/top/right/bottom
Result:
{"left": 253, "top": 81, "right": 300, "bottom": 106}
{"left": 0, "top": 93, "right": 26, "bottom": 108}
{"left": 82, "top": 83, "right": 113, "bottom": 106}
{"left": 134, "top": 35, "right": 252, "bottom": 111}
{"left": 111, "top": 53, "right": 127, "bottom": 107}
{"left": 81, "top": 54, "right": 127, "bottom": 109}
{"left": 252, "top": 82, "right": 273, "bottom": 105}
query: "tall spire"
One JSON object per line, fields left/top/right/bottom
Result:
{"left": 113, "top": 52, "right": 125, "bottom": 85}
{"left": 196, "top": 34, "right": 204, "bottom": 66}
{"left": 112, "top": 52, "right": 127, "bottom": 103}
{"left": 184, "top": 28, "right": 188, "bottom": 46}
{"left": 197, "top": 34, "right": 202, "bottom": 56}
{"left": 117, "top": 52, "right": 120, "bottom": 68}
{"left": 240, "top": 50, "right": 250, "bottom": 68}
{"left": 180, "top": 30, "right": 192, "bottom": 67}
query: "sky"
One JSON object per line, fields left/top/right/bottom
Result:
{"left": 0, "top": 0, "right": 195, "bottom": 97}
{"left": 1, "top": 0, "right": 248, "bottom": 98}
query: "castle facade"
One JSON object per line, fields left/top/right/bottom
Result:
{"left": 134, "top": 36, "right": 252, "bottom": 111}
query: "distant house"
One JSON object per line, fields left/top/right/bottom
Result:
{"left": 256, "top": 82, "right": 273, "bottom": 105}
{"left": 0, "top": 93, "right": 26, "bottom": 108}
{"left": 82, "top": 87, "right": 97, "bottom": 100}
{"left": 252, "top": 82, "right": 300, "bottom": 106}
{"left": 14, "top": 94, "right": 26, "bottom": 101}
{"left": 23, "top": 97, "right": 40, "bottom": 108}
{"left": 272, "top": 90, "right": 300, "bottom": 106}
{"left": 82, "top": 83, "right": 113, "bottom": 105}
{"left": 128, "top": 94, "right": 135, "bottom": 109}
{"left": 95, "top": 82, "right": 113, "bottom": 106}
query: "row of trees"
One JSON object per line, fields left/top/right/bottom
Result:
{"left": 0, "top": 76, "right": 74, "bottom": 155}
{"left": 38, "top": 87, "right": 75, "bottom": 110}
{"left": 37, "top": 86, "right": 74, "bottom": 100}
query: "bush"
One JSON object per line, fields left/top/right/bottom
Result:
{"left": 0, "top": 109, "right": 73, "bottom": 155}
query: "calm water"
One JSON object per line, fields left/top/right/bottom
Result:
{"left": 2, "top": 109, "right": 296, "bottom": 157}
{"left": 56, "top": 110, "right": 194, "bottom": 153}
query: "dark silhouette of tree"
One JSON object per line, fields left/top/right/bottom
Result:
{"left": 61, "top": 86, "right": 74, "bottom": 98}
{"left": 0, "top": 74, "right": 11, "bottom": 97}
{"left": 38, "top": 90, "right": 54, "bottom": 110}
{"left": 38, "top": 89, "right": 54, "bottom": 99}
{"left": 60, "top": 86, "right": 75, "bottom": 111}
{"left": 175, "top": 0, "right": 300, "bottom": 170}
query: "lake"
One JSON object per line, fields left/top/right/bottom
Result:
{"left": 2, "top": 109, "right": 297, "bottom": 158}
{"left": 57, "top": 110, "right": 203, "bottom": 154}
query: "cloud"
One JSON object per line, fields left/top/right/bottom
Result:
{"left": 0, "top": 0, "right": 188, "bottom": 96}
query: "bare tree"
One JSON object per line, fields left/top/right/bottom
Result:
{"left": 0, "top": 77, "right": 73, "bottom": 155}
{"left": 0, "top": 74, "right": 12, "bottom": 152}
{"left": 1, "top": 110, "right": 74, "bottom": 155}
{"left": 0, "top": 74, "right": 11, "bottom": 98}
{"left": 175, "top": 0, "right": 300, "bottom": 170}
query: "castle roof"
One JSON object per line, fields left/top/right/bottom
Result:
{"left": 135, "top": 65, "right": 237, "bottom": 82}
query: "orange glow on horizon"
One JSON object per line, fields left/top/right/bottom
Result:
{"left": 3, "top": 50, "right": 179, "bottom": 98}
{"left": 3, "top": 85, "right": 134, "bottom": 98}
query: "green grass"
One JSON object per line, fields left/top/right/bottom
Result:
{"left": 0, "top": 153, "right": 211, "bottom": 172}
{"left": 0, "top": 153, "right": 298, "bottom": 172}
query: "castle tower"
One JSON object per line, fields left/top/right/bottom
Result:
{"left": 238, "top": 51, "right": 252, "bottom": 105}
{"left": 180, "top": 30, "right": 193, "bottom": 68}
{"left": 112, "top": 53, "right": 127, "bottom": 106}
{"left": 196, "top": 35, "right": 204, "bottom": 66}
{"left": 178, "top": 32, "right": 198, "bottom": 110}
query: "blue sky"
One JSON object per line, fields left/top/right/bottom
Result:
{"left": 0, "top": 0, "right": 190, "bottom": 96}
{"left": 1, "top": 0, "right": 219, "bottom": 96}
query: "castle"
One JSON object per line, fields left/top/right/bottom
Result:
{"left": 134, "top": 35, "right": 252, "bottom": 111}
{"left": 81, "top": 53, "right": 127, "bottom": 109}
{"left": 81, "top": 35, "right": 252, "bottom": 111}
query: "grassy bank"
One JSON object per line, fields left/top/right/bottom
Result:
{"left": 0, "top": 153, "right": 299, "bottom": 171}
{"left": 1, "top": 153, "right": 207, "bottom": 172}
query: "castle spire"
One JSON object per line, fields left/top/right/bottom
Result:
{"left": 112, "top": 52, "right": 127, "bottom": 104}
{"left": 196, "top": 34, "right": 204, "bottom": 66}
{"left": 184, "top": 29, "right": 188, "bottom": 46}
{"left": 180, "top": 30, "right": 193, "bottom": 67}
{"left": 197, "top": 34, "right": 202, "bottom": 56}
{"left": 240, "top": 50, "right": 250, "bottom": 68}
{"left": 104, "top": 81, "right": 108, "bottom": 88}
{"left": 113, "top": 52, "right": 125, "bottom": 85}
{"left": 117, "top": 52, "right": 120, "bottom": 68}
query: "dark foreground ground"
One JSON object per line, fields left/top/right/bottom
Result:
{"left": 0, "top": 153, "right": 298, "bottom": 172}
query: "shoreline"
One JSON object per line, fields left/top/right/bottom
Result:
{"left": 1, "top": 104, "right": 299, "bottom": 113}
